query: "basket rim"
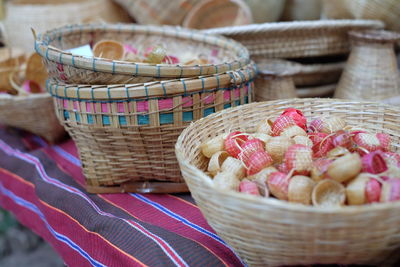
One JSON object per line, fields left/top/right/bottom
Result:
{"left": 46, "top": 63, "right": 256, "bottom": 100}
{"left": 35, "top": 23, "right": 251, "bottom": 78}
{"left": 175, "top": 98, "right": 400, "bottom": 215}
{"left": 203, "top": 19, "right": 385, "bottom": 36}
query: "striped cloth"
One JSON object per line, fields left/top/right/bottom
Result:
{"left": 0, "top": 127, "right": 245, "bottom": 267}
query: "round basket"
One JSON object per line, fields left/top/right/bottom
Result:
{"left": 35, "top": 23, "right": 250, "bottom": 85}
{"left": 256, "top": 58, "right": 344, "bottom": 87}
{"left": 203, "top": 20, "right": 384, "bottom": 59}
{"left": 175, "top": 98, "right": 400, "bottom": 267}
{"left": 113, "top": 0, "right": 199, "bottom": 25}
{"left": 0, "top": 93, "right": 66, "bottom": 143}
{"left": 46, "top": 63, "right": 256, "bottom": 193}
{"left": 182, "top": 0, "right": 253, "bottom": 30}
{"left": 3, "top": 0, "right": 132, "bottom": 53}
{"left": 345, "top": 0, "right": 400, "bottom": 31}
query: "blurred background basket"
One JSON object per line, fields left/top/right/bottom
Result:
{"left": 35, "top": 24, "right": 250, "bottom": 85}
{"left": 182, "top": 0, "right": 253, "bottom": 29}
{"left": 203, "top": 20, "right": 384, "bottom": 60}
{"left": 3, "top": 0, "right": 132, "bottom": 53}
{"left": 46, "top": 63, "right": 256, "bottom": 193}
{"left": 243, "top": 0, "right": 285, "bottom": 23}
{"left": 176, "top": 98, "right": 400, "bottom": 267}
{"left": 113, "top": 0, "right": 199, "bottom": 26}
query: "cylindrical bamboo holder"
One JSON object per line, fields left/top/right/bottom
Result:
{"left": 335, "top": 30, "right": 400, "bottom": 101}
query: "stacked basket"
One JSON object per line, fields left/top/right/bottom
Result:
{"left": 36, "top": 23, "right": 255, "bottom": 193}
{"left": 204, "top": 19, "right": 384, "bottom": 99}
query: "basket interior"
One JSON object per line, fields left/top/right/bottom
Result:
{"left": 180, "top": 98, "right": 400, "bottom": 183}
{"left": 40, "top": 25, "right": 241, "bottom": 65}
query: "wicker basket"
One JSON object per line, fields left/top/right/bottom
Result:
{"left": 255, "top": 60, "right": 298, "bottom": 101}
{"left": 345, "top": 0, "right": 400, "bottom": 31}
{"left": 113, "top": 0, "right": 199, "bottom": 25}
{"left": 281, "top": 0, "right": 322, "bottom": 21}
{"left": 175, "top": 98, "right": 400, "bottom": 267}
{"left": 3, "top": 0, "right": 132, "bottom": 53}
{"left": 243, "top": 0, "right": 285, "bottom": 23}
{"left": 0, "top": 48, "right": 26, "bottom": 93}
{"left": 335, "top": 30, "right": 400, "bottom": 101}
{"left": 46, "top": 63, "right": 256, "bottom": 193}
{"left": 182, "top": 0, "right": 253, "bottom": 30}
{"left": 35, "top": 23, "right": 250, "bottom": 85}
{"left": 297, "top": 83, "right": 336, "bottom": 98}
{"left": 203, "top": 20, "right": 384, "bottom": 59}
{"left": 255, "top": 58, "right": 344, "bottom": 87}
{"left": 0, "top": 93, "right": 66, "bottom": 143}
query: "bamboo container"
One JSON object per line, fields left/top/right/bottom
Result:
{"left": 335, "top": 30, "right": 400, "bottom": 101}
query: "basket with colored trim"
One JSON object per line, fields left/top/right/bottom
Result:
{"left": 35, "top": 23, "right": 250, "bottom": 85}
{"left": 203, "top": 20, "right": 384, "bottom": 59}
{"left": 46, "top": 63, "right": 256, "bottom": 193}
{"left": 175, "top": 99, "right": 400, "bottom": 267}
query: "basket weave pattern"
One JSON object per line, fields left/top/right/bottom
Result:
{"left": 48, "top": 65, "right": 255, "bottom": 192}
{"left": 35, "top": 24, "right": 250, "bottom": 85}
{"left": 176, "top": 99, "right": 400, "bottom": 267}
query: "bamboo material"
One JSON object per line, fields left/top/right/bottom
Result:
{"left": 182, "top": 0, "right": 253, "bottom": 30}
{"left": 3, "top": 0, "right": 132, "bottom": 52}
{"left": 47, "top": 63, "right": 256, "bottom": 193}
{"left": 113, "top": 0, "right": 199, "bottom": 25}
{"left": 203, "top": 20, "right": 383, "bottom": 59}
{"left": 335, "top": 30, "right": 400, "bottom": 101}
{"left": 35, "top": 24, "right": 250, "bottom": 85}
{"left": 0, "top": 48, "right": 26, "bottom": 93}
{"left": 255, "top": 60, "right": 298, "bottom": 101}
{"left": 176, "top": 98, "right": 400, "bottom": 267}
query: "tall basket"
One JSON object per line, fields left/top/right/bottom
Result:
{"left": 335, "top": 30, "right": 400, "bottom": 101}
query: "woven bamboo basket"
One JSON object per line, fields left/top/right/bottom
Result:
{"left": 182, "top": 0, "right": 253, "bottom": 30}
{"left": 0, "top": 48, "right": 26, "bottom": 93}
{"left": 243, "top": 0, "right": 285, "bottom": 23}
{"left": 297, "top": 83, "right": 336, "bottom": 98}
{"left": 281, "top": 0, "right": 322, "bottom": 21}
{"left": 35, "top": 24, "right": 250, "bottom": 85}
{"left": 335, "top": 30, "right": 400, "bottom": 101}
{"left": 345, "top": 0, "right": 400, "bottom": 31}
{"left": 46, "top": 63, "right": 256, "bottom": 193}
{"left": 255, "top": 60, "right": 298, "bottom": 101}
{"left": 113, "top": 0, "right": 199, "bottom": 25}
{"left": 175, "top": 98, "right": 400, "bottom": 267}
{"left": 203, "top": 20, "right": 384, "bottom": 59}
{"left": 0, "top": 93, "right": 66, "bottom": 143}
{"left": 3, "top": 0, "right": 132, "bottom": 53}
{"left": 255, "top": 58, "right": 344, "bottom": 87}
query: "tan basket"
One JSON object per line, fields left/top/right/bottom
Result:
{"left": 0, "top": 93, "right": 66, "bottom": 143}
{"left": 113, "top": 0, "right": 199, "bottom": 25}
{"left": 297, "top": 83, "right": 336, "bottom": 98}
{"left": 255, "top": 60, "right": 298, "bottom": 101}
{"left": 175, "top": 98, "right": 400, "bottom": 267}
{"left": 203, "top": 20, "right": 384, "bottom": 59}
{"left": 0, "top": 48, "right": 26, "bottom": 93}
{"left": 46, "top": 63, "right": 256, "bottom": 193}
{"left": 35, "top": 23, "right": 250, "bottom": 85}
{"left": 243, "top": 0, "right": 285, "bottom": 23}
{"left": 255, "top": 58, "right": 344, "bottom": 87}
{"left": 335, "top": 30, "right": 400, "bottom": 101}
{"left": 345, "top": 0, "right": 400, "bottom": 31}
{"left": 281, "top": 0, "right": 322, "bottom": 21}
{"left": 183, "top": 0, "right": 253, "bottom": 30}
{"left": 3, "top": 0, "right": 132, "bottom": 53}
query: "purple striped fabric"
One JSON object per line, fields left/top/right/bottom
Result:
{"left": 0, "top": 127, "right": 244, "bottom": 267}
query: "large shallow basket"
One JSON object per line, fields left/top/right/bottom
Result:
{"left": 3, "top": 0, "right": 131, "bottom": 52}
{"left": 0, "top": 93, "right": 65, "bottom": 143}
{"left": 176, "top": 99, "right": 400, "bottom": 267}
{"left": 203, "top": 20, "right": 384, "bottom": 59}
{"left": 47, "top": 64, "right": 256, "bottom": 193}
{"left": 35, "top": 24, "right": 250, "bottom": 85}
